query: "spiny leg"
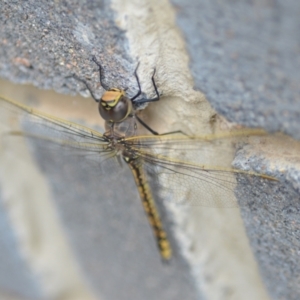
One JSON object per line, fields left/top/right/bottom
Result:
{"left": 69, "top": 74, "right": 100, "bottom": 103}
{"left": 136, "top": 115, "right": 159, "bottom": 135}
{"left": 136, "top": 115, "right": 188, "bottom": 136}
{"left": 132, "top": 67, "right": 161, "bottom": 134}
{"left": 131, "top": 62, "right": 141, "bottom": 101}
{"left": 92, "top": 56, "right": 110, "bottom": 91}
{"left": 132, "top": 68, "right": 160, "bottom": 105}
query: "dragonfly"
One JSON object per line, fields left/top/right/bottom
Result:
{"left": 0, "top": 58, "right": 276, "bottom": 261}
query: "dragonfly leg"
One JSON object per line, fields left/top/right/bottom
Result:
{"left": 136, "top": 115, "right": 159, "bottom": 135}
{"left": 136, "top": 115, "right": 188, "bottom": 136}
{"left": 70, "top": 74, "right": 100, "bottom": 103}
{"left": 159, "top": 130, "right": 189, "bottom": 137}
{"left": 131, "top": 68, "right": 161, "bottom": 104}
{"left": 91, "top": 56, "right": 110, "bottom": 91}
{"left": 130, "top": 62, "right": 142, "bottom": 101}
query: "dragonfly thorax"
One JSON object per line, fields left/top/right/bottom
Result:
{"left": 122, "top": 148, "right": 139, "bottom": 164}
{"left": 99, "top": 88, "right": 133, "bottom": 123}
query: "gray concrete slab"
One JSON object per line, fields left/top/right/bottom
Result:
{"left": 0, "top": 193, "right": 42, "bottom": 300}
{"left": 232, "top": 135, "right": 300, "bottom": 300}
{"left": 0, "top": 0, "right": 135, "bottom": 93}
{"left": 172, "top": 0, "right": 300, "bottom": 140}
{"left": 171, "top": 1, "right": 300, "bottom": 299}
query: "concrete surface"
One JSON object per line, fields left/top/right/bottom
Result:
{"left": 0, "top": 193, "right": 42, "bottom": 299}
{"left": 232, "top": 134, "right": 300, "bottom": 300}
{"left": 0, "top": 1, "right": 299, "bottom": 300}
{"left": 172, "top": 1, "right": 300, "bottom": 299}
{"left": 172, "top": 0, "right": 300, "bottom": 140}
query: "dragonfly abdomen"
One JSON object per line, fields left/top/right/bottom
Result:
{"left": 127, "top": 158, "right": 172, "bottom": 260}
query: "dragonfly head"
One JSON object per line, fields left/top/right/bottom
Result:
{"left": 99, "top": 88, "right": 132, "bottom": 122}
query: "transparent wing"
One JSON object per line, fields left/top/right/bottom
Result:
{"left": 123, "top": 133, "right": 277, "bottom": 208}
{"left": 0, "top": 96, "right": 277, "bottom": 208}
{"left": 0, "top": 96, "right": 113, "bottom": 161}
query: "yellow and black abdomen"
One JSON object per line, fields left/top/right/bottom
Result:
{"left": 127, "top": 157, "right": 172, "bottom": 261}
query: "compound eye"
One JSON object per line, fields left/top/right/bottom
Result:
{"left": 99, "top": 95, "right": 132, "bottom": 122}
